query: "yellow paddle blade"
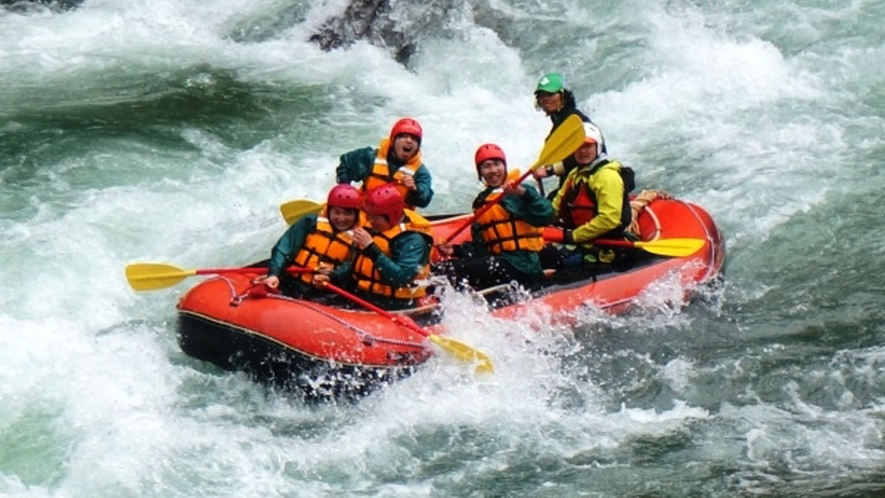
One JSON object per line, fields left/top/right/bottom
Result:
{"left": 635, "top": 238, "right": 706, "bottom": 257}
{"left": 530, "top": 114, "right": 587, "bottom": 170}
{"left": 125, "top": 263, "right": 195, "bottom": 292}
{"left": 280, "top": 199, "right": 323, "bottom": 225}
{"left": 429, "top": 334, "right": 495, "bottom": 374}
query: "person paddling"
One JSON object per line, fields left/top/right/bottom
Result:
{"left": 435, "top": 144, "right": 553, "bottom": 291}
{"left": 543, "top": 122, "right": 636, "bottom": 268}
{"left": 530, "top": 72, "right": 600, "bottom": 200}
{"left": 255, "top": 184, "right": 364, "bottom": 297}
{"left": 336, "top": 118, "right": 434, "bottom": 210}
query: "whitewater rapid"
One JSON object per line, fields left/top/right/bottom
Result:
{"left": 3, "top": 0, "right": 885, "bottom": 496}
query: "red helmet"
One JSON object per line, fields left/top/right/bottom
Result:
{"left": 474, "top": 143, "right": 507, "bottom": 180}
{"left": 389, "top": 118, "right": 423, "bottom": 145}
{"left": 363, "top": 183, "right": 405, "bottom": 222}
{"left": 327, "top": 184, "right": 362, "bottom": 210}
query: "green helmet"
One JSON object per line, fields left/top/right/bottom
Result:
{"left": 535, "top": 72, "right": 565, "bottom": 93}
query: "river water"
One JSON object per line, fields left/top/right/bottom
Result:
{"left": 2, "top": 0, "right": 885, "bottom": 496}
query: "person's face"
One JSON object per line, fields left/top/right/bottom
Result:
{"left": 573, "top": 141, "right": 598, "bottom": 165}
{"left": 328, "top": 206, "right": 358, "bottom": 231}
{"left": 535, "top": 91, "right": 563, "bottom": 115}
{"left": 392, "top": 134, "right": 420, "bottom": 162}
{"left": 479, "top": 159, "right": 507, "bottom": 188}
{"left": 369, "top": 213, "right": 394, "bottom": 232}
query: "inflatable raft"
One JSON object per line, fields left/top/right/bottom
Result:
{"left": 175, "top": 197, "right": 725, "bottom": 400}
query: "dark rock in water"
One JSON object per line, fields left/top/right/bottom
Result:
{"left": 309, "top": 0, "right": 449, "bottom": 67}
{"left": 0, "top": 0, "right": 83, "bottom": 12}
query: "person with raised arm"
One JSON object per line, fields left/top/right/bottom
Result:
{"left": 435, "top": 143, "right": 553, "bottom": 291}
{"left": 544, "top": 122, "right": 636, "bottom": 268}
{"left": 530, "top": 72, "right": 602, "bottom": 200}
{"left": 336, "top": 118, "right": 434, "bottom": 210}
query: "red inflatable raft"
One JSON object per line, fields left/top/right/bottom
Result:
{"left": 176, "top": 197, "right": 725, "bottom": 400}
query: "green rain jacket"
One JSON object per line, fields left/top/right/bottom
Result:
{"left": 336, "top": 146, "right": 434, "bottom": 208}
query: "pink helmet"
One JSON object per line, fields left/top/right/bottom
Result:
{"left": 389, "top": 118, "right": 423, "bottom": 145}
{"left": 327, "top": 184, "right": 362, "bottom": 210}
{"left": 474, "top": 143, "right": 507, "bottom": 180}
{"left": 363, "top": 183, "right": 405, "bottom": 222}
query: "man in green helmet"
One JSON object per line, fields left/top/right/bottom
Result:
{"left": 531, "top": 72, "right": 602, "bottom": 200}
{"left": 534, "top": 73, "right": 591, "bottom": 135}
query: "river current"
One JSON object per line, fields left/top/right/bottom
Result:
{"left": 2, "top": 0, "right": 885, "bottom": 496}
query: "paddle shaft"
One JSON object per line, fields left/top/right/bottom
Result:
{"left": 125, "top": 263, "right": 315, "bottom": 292}
{"left": 588, "top": 238, "right": 703, "bottom": 256}
{"left": 541, "top": 227, "right": 705, "bottom": 257}
{"left": 442, "top": 168, "right": 539, "bottom": 244}
{"left": 322, "top": 283, "right": 494, "bottom": 373}
{"left": 323, "top": 283, "right": 429, "bottom": 338}
{"left": 583, "top": 239, "right": 640, "bottom": 249}
{"left": 542, "top": 232, "right": 644, "bottom": 249}
{"left": 536, "top": 177, "right": 546, "bottom": 197}
{"left": 196, "top": 266, "right": 314, "bottom": 276}
{"left": 442, "top": 115, "right": 585, "bottom": 244}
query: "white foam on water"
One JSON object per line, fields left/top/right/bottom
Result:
{"left": 3, "top": 0, "right": 885, "bottom": 495}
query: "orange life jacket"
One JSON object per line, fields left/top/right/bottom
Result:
{"left": 362, "top": 138, "right": 423, "bottom": 209}
{"left": 292, "top": 208, "right": 364, "bottom": 284}
{"left": 474, "top": 189, "right": 545, "bottom": 254}
{"left": 352, "top": 210, "right": 432, "bottom": 300}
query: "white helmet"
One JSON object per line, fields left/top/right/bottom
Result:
{"left": 583, "top": 122, "right": 605, "bottom": 149}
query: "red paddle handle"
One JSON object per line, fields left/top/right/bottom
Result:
{"left": 324, "top": 283, "right": 428, "bottom": 338}
{"left": 193, "top": 266, "right": 313, "bottom": 276}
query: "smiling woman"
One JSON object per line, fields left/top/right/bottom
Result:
{"left": 252, "top": 184, "right": 364, "bottom": 298}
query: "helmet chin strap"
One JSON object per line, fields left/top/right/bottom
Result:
{"left": 576, "top": 151, "right": 607, "bottom": 168}
{"left": 585, "top": 153, "right": 608, "bottom": 167}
